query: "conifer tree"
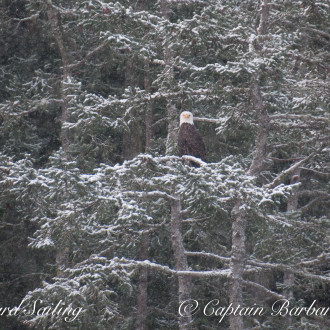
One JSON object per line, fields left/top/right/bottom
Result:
{"left": 0, "top": 0, "right": 329, "bottom": 329}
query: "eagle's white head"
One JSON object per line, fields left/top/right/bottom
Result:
{"left": 180, "top": 111, "right": 194, "bottom": 126}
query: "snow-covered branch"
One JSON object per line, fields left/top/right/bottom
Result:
{"left": 185, "top": 251, "right": 230, "bottom": 263}
{"left": 300, "top": 167, "right": 330, "bottom": 177}
{"left": 264, "top": 152, "right": 315, "bottom": 189}
{"left": 119, "top": 258, "right": 231, "bottom": 278}
{"left": 165, "top": 0, "right": 208, "bottom": 4}
{"left": 182, "top": 216, "right": 211, "bottom": 224}
{"left": 268, "top": 156, "right": 305, "bottom": 162}
{"left": 182, "top": 155, "right": 207, "bottom": 166}
{"left": 125, "top": 191, "right": 177, "bottom": 201}
{"left": 194, "top": 117, "right": 219, "bottom": 123}
{"left": 247, "top": 260, "right": 330, "bottom": 283}
{"left": 66, "top": 40, "right": 111, "bottom": 71}
{"left": 298, "top": 253, "right": 330, "bottom": 267}
{"left": 270, "top": 114, "right": 329, "bottom": 122}
{"left": 243, "top": 280, "right": 285, "bottom": 300}
{"left": 153, "top": 155, "right": 206, "bottom": 166}
{"left": 302, "top": 27, "right": 330, "bottom": 40}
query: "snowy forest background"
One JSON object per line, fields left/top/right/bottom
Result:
{"left": 0, "top": 0, "right": 329, "bottom": 329}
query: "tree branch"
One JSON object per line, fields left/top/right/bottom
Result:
{"left": 182, "top": 155, "right": 207, "bottom": 166}
{"left": 125, "top": 191, "right": 177, "bottom": 202}
{"left": 66, "top": 40, "right": 111, "bottom": 71}
{"left": 247, "top": 260, "right": 330, "bottom": 283}
{"left": 300, "top": 167, "right": 330, "bottom": 177}
{"left": 185, "top": 251, "right": 230, "bottom": 263}
{"left": 129, "top": 259, "right": 231, "bottom": 278}
{"left": 302, "top": 27, "right": 330, "bottom": 40}
{"left": 194, "top": 117, "right": 219, "bottom": 123}
{"left": 264, "top": 152, "right": 315, "bottom": 189}
{"left": 243, "top": 280, "right": 285, "bottom": 300}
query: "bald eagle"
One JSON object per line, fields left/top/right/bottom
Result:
{"left": 178, "top": 111, "right": 206, "bottom": 165}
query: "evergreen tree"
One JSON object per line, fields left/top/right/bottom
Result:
{"left": 0, "top": 0, "right": 329, "bottom": 329}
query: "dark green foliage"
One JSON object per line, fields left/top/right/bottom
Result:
{"left": 0, "top": 0, "right": 329, "bottom": 329}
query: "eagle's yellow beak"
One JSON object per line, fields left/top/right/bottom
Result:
{"left": 184, "top": 114, "right": 190, "bottom": 119}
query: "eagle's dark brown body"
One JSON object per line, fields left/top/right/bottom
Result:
{"left": 178, "top": 123, "right": 206, "bottom": 161}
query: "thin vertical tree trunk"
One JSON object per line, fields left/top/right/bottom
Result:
{"left": 229, "top": 199, "right": 247, "bottom": 330}
{"left": 161, "top": 0, "right": 178, "bottom": 156}
{"left": 249, "top": 78, "right": 270, "bottom": 176}
{"left": 170, "top": 192, "right": 192, "bottom": 329}
{"left": 144, "top": 59, "right": 152, "bottom": 152}
{"left": 45, "top": 0, "right": 71, "bottom": 157}
{"left": 287, "top": 168, "right": 301, "bottom": 212}
{"left": 44, "top": 0, "right": 72, "bottom": 277}
{"left": 123, "top": 56, "right": 143, "bottom": 160}
{"left": 284, "top": 168, "right": 300, "bottom": 327}
{"left": 136, "top": 234, "right": 149, "bottom": 330}
{"left": 135, "top": 58, "right": 153, "bottom": 330}
{"left": 229, "top": 77, "right": 270, "bottom": 330}
{"left": 229, "top": 2, "right": 270, "bottom": 329}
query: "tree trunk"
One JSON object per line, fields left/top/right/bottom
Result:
{"left": 123, "top": 56, "right": 143, "bottom": 160}
{"left": 44, "top": 0, "right": 71, "bottom": 157}
{"left": 144, "top": 59, "right": 153, "bottom": 152}
{"left": 287, "top": 168, "right": 301, "bottom": 212}
{"left": 249, "top": 78, "right": 270, "bottom": 176}
{"left": 136, "top": 234, "right": 149, "bottom": 330}
{"left": 161, "top": 0, "right": 178, "bottom": 156}
{"left": 284, "top": 168, "right": 300, "bottom": 327}
{"left": 229, "top": 199, "right": 247, "bottom": 330}
{"left": 45, "top": 0, "right": 72, "bottom": 277}
{"left": 170, "top": 192, "right": 192, "bottom": 329}
{"left": 136, "top": 57, "right": 153, "bottom": 330}
{"left": 229, "top": 2, "right": 270, "bottom": 329}
{"left": 229, "top": 76, "right": 269, "bottom": 330}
